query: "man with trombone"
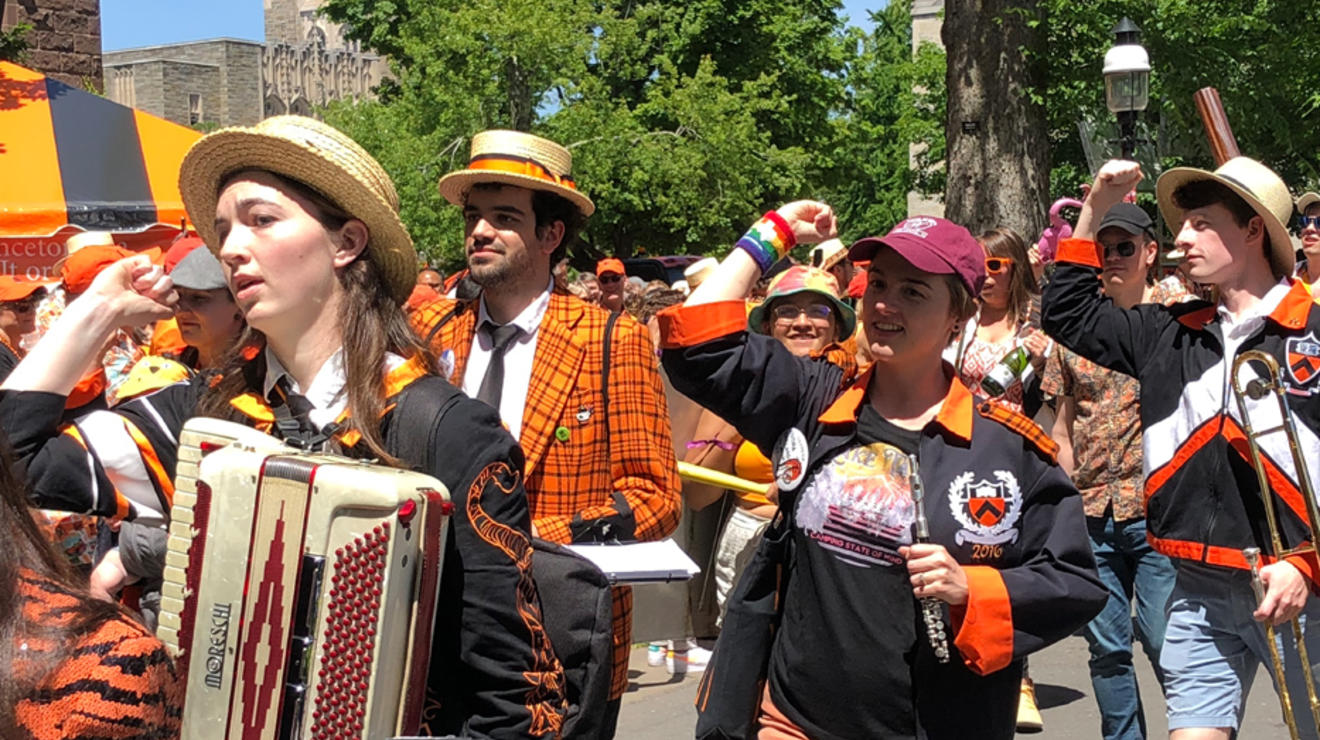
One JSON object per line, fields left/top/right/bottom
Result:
{"left": 1043, "top": 156, "right": 1320, "bottom": 740}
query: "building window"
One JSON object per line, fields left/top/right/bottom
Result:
{"left": 188, "top": 94, "right": 202, "bottom": 125}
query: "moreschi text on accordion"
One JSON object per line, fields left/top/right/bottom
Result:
{"left": 158, "top": 418, "right": 453, "bottom": 740}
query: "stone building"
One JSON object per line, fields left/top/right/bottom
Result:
{"left": 103, "top": 0, "right": 386, "bottom": 128}
{"left": 2, "top": 0, "right": 102, "bottom": 89}
{"left": 105, "top": 39, "right": 263, "bottom": 127}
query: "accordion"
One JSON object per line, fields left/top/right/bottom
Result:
{"left": 158, "top": 418, "right": 453, "bottom": 739}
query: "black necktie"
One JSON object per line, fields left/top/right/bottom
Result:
{"left": 270, "top": 375, "right": 319, "bottom": 443}
{"left": 476, "top": 322, "right": 522, "bottom": 411}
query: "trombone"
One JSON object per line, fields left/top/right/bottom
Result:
{"left": 1232, "top": 349, "right": 1320, "bottom": 739}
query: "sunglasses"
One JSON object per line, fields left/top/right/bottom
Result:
{"left": 598, "top": 273, "right": 623, "bottom": 284}
{"left": 1301, "top": 215, "right": 1320, "bottom": 231}
{"left": 985, "top": 257, "right": 1014, "bottom": 275}
{"left": 1102, "top": 240, "right": 1138, "bottom": 259}
{"left": 772, "top": 303, "right": 833, "bottom": 322}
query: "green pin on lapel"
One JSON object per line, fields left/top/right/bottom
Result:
{"left": 555, "top": 426, "right": 571, "bottom": 443}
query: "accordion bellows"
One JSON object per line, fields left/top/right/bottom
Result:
{"left": 158, "top": 418, "right": 452, "bottom": 739}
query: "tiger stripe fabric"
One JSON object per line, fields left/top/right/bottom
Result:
{"left": 13, "top": 569, "right": 182, "bottom": 739}
{"left": 413, "top": 290, "right": 682, "bottom": 699}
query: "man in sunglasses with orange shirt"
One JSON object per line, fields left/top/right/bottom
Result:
{"left": 1042, "top": 202, "right": 1182, "bottom": 740}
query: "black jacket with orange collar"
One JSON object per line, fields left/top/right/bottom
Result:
{"left": 658, "top": 300, "right": 1103, "bottom": 740}
{"left": 0, "top": 356, "right": 566, "bottom": 739}
{"left": 1043, "top": 238, "right": 1320, "bottom": 592}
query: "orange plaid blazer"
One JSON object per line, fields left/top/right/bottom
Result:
{"left": 412, "top": 291, "right": 682, "bottom": 699}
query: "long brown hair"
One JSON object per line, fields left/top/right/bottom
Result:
{"left": 197, "top": 172, "right": 437, "bottom": 462}
{"left": 0, "top": 439, "right": 120, "bottom": 725}
{"left": 978, "top": 227, "right": 1038, "bottom": 326}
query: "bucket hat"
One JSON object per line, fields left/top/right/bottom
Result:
{"left": 747, "top": 265, "right": 856, "bottom": 340}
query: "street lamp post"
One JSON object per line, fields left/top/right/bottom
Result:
{"left": 1104, "top": 17, "right": 1150, "bottom": 159}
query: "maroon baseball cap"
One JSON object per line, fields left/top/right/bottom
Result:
{"left": 848, "top": 217, "right": 986, "bottom": 296}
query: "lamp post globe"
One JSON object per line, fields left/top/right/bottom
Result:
{"left": 1103, "top": 17, "right": 1150, "bottom": 158}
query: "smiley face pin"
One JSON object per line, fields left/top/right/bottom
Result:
{"left": 576, "top": 406, "right": 593, "bottom": 423}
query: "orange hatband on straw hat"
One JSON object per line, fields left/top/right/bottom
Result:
{"left": 438, "top": 130, "right": 595, "bottom": 217}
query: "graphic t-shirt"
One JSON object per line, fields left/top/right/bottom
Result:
{"left": 767, "top": 404, "right": 929, "bottom": 739}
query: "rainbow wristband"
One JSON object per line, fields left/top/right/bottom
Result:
{"left": 735, "top": 211, "right": 796, "bottom": 273}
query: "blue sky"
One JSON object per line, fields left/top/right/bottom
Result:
{"left": 102, "top": 0, "right": 883, "bottom": 51}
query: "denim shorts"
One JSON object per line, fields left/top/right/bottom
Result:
{"left": 1161, "top": 572, "right": 1320, "bottom": 735}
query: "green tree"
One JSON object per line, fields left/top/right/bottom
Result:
{"left": 319, "top": 0, "right": 923, "bottom": 269}
{"left": 0, "top": 23, "right": 30, "bottom": 63}
{"left": 823, "top": 1, "right": 946, "bottom": 241}
{"left": 1038, "top": 1, "right": 1320, "bottom": 198}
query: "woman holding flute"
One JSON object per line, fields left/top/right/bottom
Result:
{"left": 657, "top": 202, "right": 1105, "bottom": 739}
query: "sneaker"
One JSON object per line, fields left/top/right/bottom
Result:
{"left": 646, "top": 641, "right": 666, "bottom": 667}
{"left": 666, "top": 645, "right": 711, "bottom": 675}
{"left": 1016, "top": 677, "right": 1043, "bottom": 732}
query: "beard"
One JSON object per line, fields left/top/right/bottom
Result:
{"left": 468, "top": 246, "right": 535, "bottom": 289}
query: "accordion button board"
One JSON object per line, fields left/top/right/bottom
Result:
{"left": 159, "top": 417, "right": 452, "bottom": 739}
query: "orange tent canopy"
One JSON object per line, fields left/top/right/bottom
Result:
{"left": 0, "top": 61, "right": 201, "bottom": 277}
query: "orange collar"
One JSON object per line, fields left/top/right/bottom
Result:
{"left": 1266, "top": 279, "right": 1316, "bottom": 331}
{"left": 228, "top": 354, "right": 433, "bottom": 448}
{"left": 817, "top": 364, "right": 974, "bottom": 442}
{"left": 1174, "top": 279, "right": 1315, "bottom": 331}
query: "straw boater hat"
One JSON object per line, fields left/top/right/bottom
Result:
{"left": 178, "top": 115, "right": 416, "bottom": 304}
{"left": 1298, "top": 192, "right": 1320, "bottom": 213}
{"left": 1156, "top": 156, "right": 1295, "bottom": 276}
{"left": 438, "top": 130, "right": 595, "bottom": 217}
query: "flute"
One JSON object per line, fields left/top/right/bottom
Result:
{"left": 907, "top": 453, "right": 950, "bottom": 663}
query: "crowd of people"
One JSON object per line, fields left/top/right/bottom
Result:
{"left": 0, "top": 112, "right": 1318, "bottom": 740}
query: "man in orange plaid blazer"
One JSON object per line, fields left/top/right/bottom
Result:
{"left": 415, "top": 129, "right": 681, "bottom": 733}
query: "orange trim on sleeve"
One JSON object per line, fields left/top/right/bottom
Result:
{"left": 122, "top": 419, "right": 175, "bottom": 509}
{"left": 65, "top": 424, "right": 132, "bottom": 519}
{"left": 1285, "top": 552, "right": 1320, "bottom": 590}
{"left": 656, "top": 301, "right": 750, "bottom": 349}
{"left": 1056, "top": 238, "right": 1102, "bottom": 269}
{"left": 952, "top": 565, "right": 1014, "bottom": 676}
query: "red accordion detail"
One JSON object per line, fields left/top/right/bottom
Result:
{"left": 310, "top": 526, "right": 390, "bottom": 738}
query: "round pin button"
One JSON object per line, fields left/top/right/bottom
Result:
{"left": 555, "top": 426, "right": 571, "bottom": 442}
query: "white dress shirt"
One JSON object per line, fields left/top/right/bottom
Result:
{"left": 463, "top": 280, "right": 553, "bottom": 441}
{"left": 1216, "top": 278, "right": 1291, "bottom": 400}
{"left": 262, "top": 346, "right": 406, "bottom": 431}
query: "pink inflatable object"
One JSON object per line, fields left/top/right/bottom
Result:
{"left": 1036, "top": 197, "right": 1084, "bottom": 263}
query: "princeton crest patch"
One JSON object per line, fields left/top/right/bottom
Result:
{"left": 1286, "top": 333, "right": 1320, "bottom": 390}
{"left": 949, "top": 470, "right": 1022, "bottom": 546}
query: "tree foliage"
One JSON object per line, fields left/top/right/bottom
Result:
{"left": 1038, "top": 0, "right": 1320, "bottom": 199}
{"left": 319, "top": 0, "right": 944, "bottom": 269}
{"left": 0, "top": 23, "right": 30, "bottom": 63}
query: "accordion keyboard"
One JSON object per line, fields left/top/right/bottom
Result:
{"left": 159, "top": 418, "right": 451, "bottom": 740}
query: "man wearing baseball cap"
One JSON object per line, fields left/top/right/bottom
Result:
{"left": 1043, "top": 157, "right": 1320, "bottom": 738}
{"left": 657, "top": 202, "right": 1103, "bottom": 739}
{"left": 411, "top": 129, "right": 680, "bottom": 734}
{"left": 596, "top": 257, "right": 626, "bottom": 314}
{"left": 1043, "top": 200, "right": 1184, "bottom": 739}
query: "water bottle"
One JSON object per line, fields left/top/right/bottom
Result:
{"left": 981, "top": 346, "right": 1031, "bottom": 397}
